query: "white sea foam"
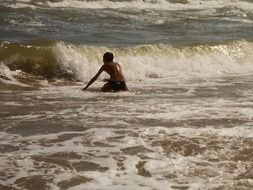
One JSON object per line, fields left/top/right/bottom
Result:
{"left": 52, "top": 41, "right": 253, "bottom": 82}
{"left": 1, "top": 124, "right": 252, "bottom": 189}
{"left": 0, "top": 63, "right": 30, "bottom": 87}
{"left": 43, "top": 0, "right": 253, "bottom": 11}
{"left": 6, "top": 2, "right": 36, "bottom": 9}
{"left": 45, "top": 0, "right": 177, "bottom": 10}
{"left": 9, "top": 19, "right": 45, "bottom": 27}
{"left": 4, "top": 0, "right": 253, "bottom": 11}
{"left": 0, "top": 63, "right": 16, "bottom": 80}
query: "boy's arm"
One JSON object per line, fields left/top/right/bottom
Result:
{"left": 82, "top": 66, "right": 104, "bottom": 90}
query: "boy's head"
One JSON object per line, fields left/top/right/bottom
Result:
{"left": 103, "top": 52, "right": 114, "bottom": 63}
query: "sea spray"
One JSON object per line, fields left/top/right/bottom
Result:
{"left": 1, "top": 40, "right": 253, "bottom": 85}
{"left": 53, "top": 40, "right": 253, "bottom": 81}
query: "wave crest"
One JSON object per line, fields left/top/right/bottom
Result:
{"left": 53, "top": 40, "right": 253, "bottom": 81}
{"left": 1, "top": 40, "right": 253, "bottom": 86}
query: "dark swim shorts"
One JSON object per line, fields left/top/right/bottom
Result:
{"left": 109, "top": 81, "right": 127, "bottom": 91}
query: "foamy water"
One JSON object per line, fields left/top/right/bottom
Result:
{"left": 4, "top": 0, "right": 253, "bottom": 11}
{"left": 1, "top": 0, "right": 253, "bottom": 189}
{"left": 1, "top": 72, "right": 253, "bottom": 189}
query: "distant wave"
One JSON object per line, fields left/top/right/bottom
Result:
{"left": 1, "top": 39, "right": 253, "bottom": 88}
{"left": 2, "top": 0, "right": 253, "bottom": 11}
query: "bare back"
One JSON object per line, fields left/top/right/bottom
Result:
{"left": 102, "top": 62, "right": 125, "bottom": 81}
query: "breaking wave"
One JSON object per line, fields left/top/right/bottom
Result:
{"left": 1, "top": 39, "right": 253, "bottom": 87}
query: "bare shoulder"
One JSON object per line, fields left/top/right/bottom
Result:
{"left": 114, "top": 62, "right": 121, "bottom": 67}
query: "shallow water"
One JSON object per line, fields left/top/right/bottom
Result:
{"left": 1, "top": 0, "right": 253, "bottom": 189}
{"left": 1, "top": 75, "right": 253, "bottom": 189}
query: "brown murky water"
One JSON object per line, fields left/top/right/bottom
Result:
{"left": 1, "top": 75, "right": 253, "bottom": 190}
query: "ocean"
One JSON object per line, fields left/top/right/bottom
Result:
{"left": 1, "top": 0, "right": 253, "bottom": 189}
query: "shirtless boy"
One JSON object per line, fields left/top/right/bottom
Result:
{"left": 82, "top": 52, "right": 128, "bottom": 92}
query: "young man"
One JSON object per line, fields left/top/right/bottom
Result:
{"left": 82, "top": 52, "right": 128, "bottom": 92}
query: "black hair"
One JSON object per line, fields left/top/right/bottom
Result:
{"left": 103, "top": 52, "right": 114, "bottom": 62}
